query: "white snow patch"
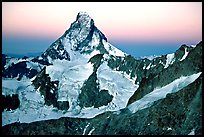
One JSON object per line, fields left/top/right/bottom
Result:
{"left": 83, "top": 123, "right": 90, "bottom": 135}
{"left": 64, "top": 105, "right": 106, "bottom": 119}
{"left": 164, "top": 53, "right": 175, "bottom": 68}
{"left": 167, "top": 127, "right": 172, "bottom": 130}
{"left": 30, "top": 75, "right": 37, "bottom": 81}
{"left": 190, "top": 45, "right": 196, "bottom": 48}
{"left": 47, "top": 56, "right": 52, "bottom": 63}
{"left": 151, "top": 64, "right": 156, "bottom": 68}
{"left": 180, "top": 47, "right": 189, "bottom": 61}
{"left": 128, "top": 72, "right": 201, "bottom": 113}
{"left": 59, "top": 49, "right": 64, "bottom": 55}
{"left": 103, "top": 40, "right": 126, "bottom": 57}
{"left": 146, "top": 63, "right": 151, "bottom": 70}
{"left": 188, "top": 128, "right": 195, "bottom": 135}
{"left": 103, "top": 53, "right": 110, "bottom": 61}
{"left": 26, "top": 61, "right": 42, "bottom": 71}
{"left": 38, "top": 56, "right": 43, "bottom": 60}
{"left": 143, "top": 64, "right": 146, "bottom": 69}
{"left": 88, "top": 127, "right": 95, "bottom": 135}
{"left": 159, "top": 60, "right": 165, "bottom": 66}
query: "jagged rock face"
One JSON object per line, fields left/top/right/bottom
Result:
{"left": 41, "top": 40, "right": 71, "bottom": 64}
{"left": 32, "top": 67, "right": 58, "bottom": 107}
{"left": 3, "top": 61, "right": 38, "bottom": 80}
{"left": 57, "top": 101, "right": 69, "bottom": 110}
{"left": 88, "top": 54, "right": 104, "bottom": 71}
{"left": 32, "top": 67, "right": 70, "bottom": 110}
{"left": 2, "top": 55, "right": 45, "bottom": 80}
{"left": 1, "top": 117, "right": 89, "bottom": 135}
{"left": 1, "top": 94, "right": 20, "bottom": 112}
{"left": 78, "top": 71, "right": 113, "bottom": 108}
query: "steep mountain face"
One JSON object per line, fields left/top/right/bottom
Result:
{"left": 38, "top": 11, "right": 110, "bottom": 65}
{"left": 2, "top": 12, "right": 202, "bottom": 135}
{"left": 30, "top": 12, "right": 131, "bottom": 117}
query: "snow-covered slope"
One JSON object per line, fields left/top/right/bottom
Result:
{"left": 2, "top": 12, "right": 135, "bottom": 126}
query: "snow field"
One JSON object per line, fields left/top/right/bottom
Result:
{"left": 128, "top": 72, "right": 202, "bottom": 113}
{"left": 164, "top": 53, "right": 175, "bottom": 68}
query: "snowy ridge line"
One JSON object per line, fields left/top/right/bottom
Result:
{"left": 4, "top": 57, "right": 33, "bottom": 69}
{"left": 128, "top": 72, "right": 202, "bottom": 113}
{"left": 140, "top": 55, "right": 160, "bottom": 60}
{"left": 103, "top": 40, "right": 126, "bottom": 57}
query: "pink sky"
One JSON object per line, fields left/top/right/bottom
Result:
{"left": 2, "top": 2, "right": 202, "bottom": 44}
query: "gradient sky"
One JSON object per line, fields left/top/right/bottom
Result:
{"left": 2, "top": 2, "right": 202, "bottom": 57}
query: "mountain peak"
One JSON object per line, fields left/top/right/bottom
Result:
{"left": 76, "top": 11, "right": 92, "bottom": 26}
{"left": 38, "top": 11, "right": 124, "bottom": 63}
{"left": 77, "top": 11, "right": 90, "bottom": 18}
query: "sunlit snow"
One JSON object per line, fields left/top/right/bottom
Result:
{"left": 26, "top": 61, "right": 43, "bottom": 72}
{"left": 88, "top": 127, "right": 95, "bottom": 135}
{"left": 103, "top": 40, "right": 126, "bottom": 57}
{"left": 188, "top": 128, "right": 195, "bottom": 135}
{"left": 46, "top": 59, "right": 94, "bottom": 105}
{"left": 97, "top": 62, "right": 138, "bottom": 110}
{"left": 128, "top": 72, "right": 201, "bottom": 113}
{"left": 180, "top": 47, "right": 189, "bottom": 61}
{"left": 83, "top": 123, "right": 90, "bottom": 135}
{"left": 164, "top": 53, "right": 175, "bottom": 68}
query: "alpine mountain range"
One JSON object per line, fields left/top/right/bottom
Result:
{"left": 2, "top": 12, "right": 202, "bottom": 135}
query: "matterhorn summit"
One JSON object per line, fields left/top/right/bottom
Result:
{"left": 39, "top": 12, "right": 125, "bottom": 64}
